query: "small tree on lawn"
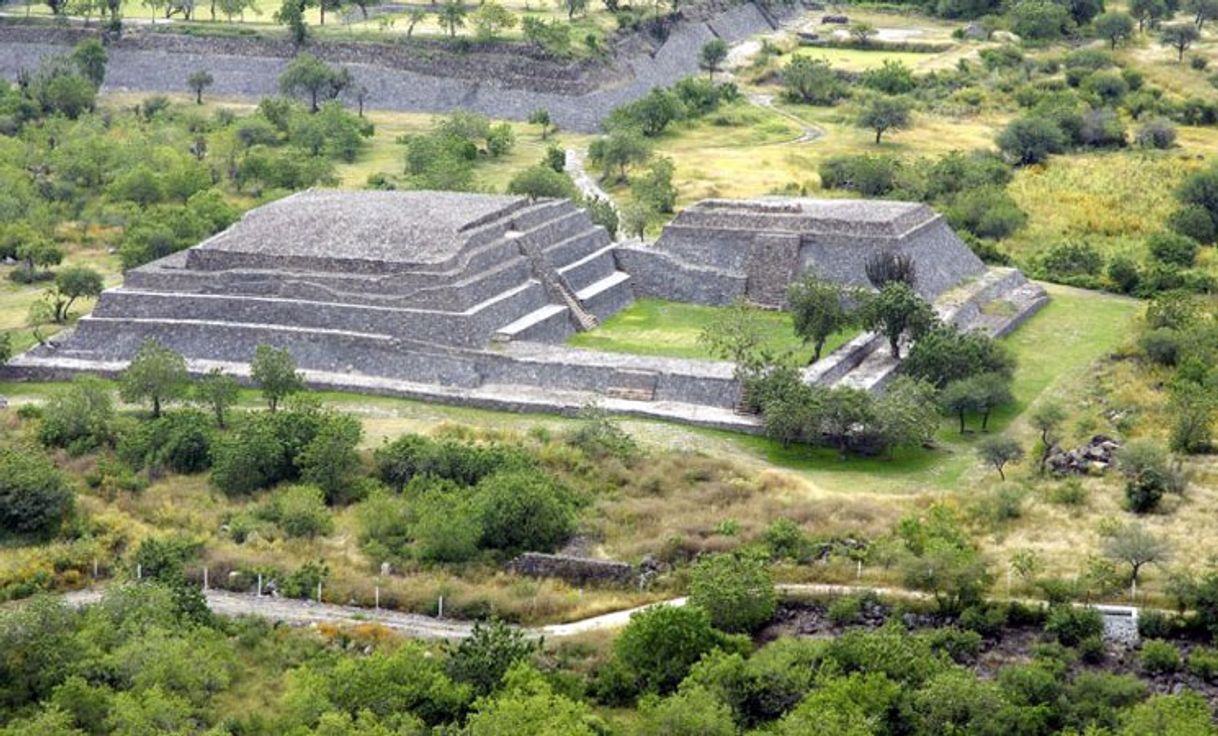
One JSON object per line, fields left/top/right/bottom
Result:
{"left": 697, "top": 299, "right": 773, "bottom": 378}
{"left": 1031, "top": 402, "right": 1067, "bottom": 473}
{"left": 437, "top": 0, "right": 467, "bottom": 38}
{"left": 1094, "top": 11, "right": 1135, "bottom": 48}
{"left": 977, "top": 436, "right": 1023, "bottom": 480}
{"left": 120, "top": 339, "right": 190, "bottom": 418}
{"left": 194, "top": 367, "right": 240, "bottom": 428}
{"left": 250, "top": 344, "right": 303, "bottom": 412}
{"left": 850, "top": 20, "right": 877, "bottom": 45}
{"left": 187, "top": 70, "right": 214, "bottom": 105}
{"left": 1161, "top": 23, "right": 1200, "bottom": 61}
{"left": 528, "top": 108, "right": 554, "bottom": 140}
{"left": 1103, "top": 522, "right": 1172, "bottom": 587}
{"left": 698, "top": 38, "right": 728, "bottom": 81}
{"left": 788, "top": 271, "right": 856, "bottom": 363}
{"left": 941, "top": 377, "right": 983, "bottom": 434}
{"left": 857, "top": 95, "right": 912, "bottom": 144}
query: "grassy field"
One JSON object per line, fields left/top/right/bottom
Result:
{"left": 567, "top": 298, "right": 856, "bottom": 363}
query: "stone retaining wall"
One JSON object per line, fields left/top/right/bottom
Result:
{"left": 507, "top": 553, "right": 637, "bottom": 586}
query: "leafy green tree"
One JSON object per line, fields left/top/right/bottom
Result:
{"left": 976, "top": 436, "right": 1023, "bottom": 480}
{"left": 0, "top": 446, "right": 74, "bottom": 538}
{"left": 475, "top": 471, "right": 574, "bottom": 554}
{"left": 1030, "top": 402, "right": 1067, "bottom": 473}
{"left": 193, "top": 368, "right": 240, "bottom": 428}
{"left": 264, "top": 484, "right": 334, "bottom": 537}
{"left": 782, "top": 56, "right": 843, "bottom": 105}
{"left": 636, "top": 686, "right": 736, "bottom": 736}
{"left": 250, "top": 344, "right": 303, "bottom": 412}
{"left": 850, "top": 20, "right": 877, "bottom": 44}
{"left": 902, "top": 541, "right": 992, "bottom": 615}
{"left": 1117, "top": 439, "right": 1185, "bottom": 513}
{"left": 464, "top": 663, "right": 601, "bottom": 735}
{"left": 508, "top": 165, "right": 578, "bottom": 201}
{"left": 860, "top": 59, "right": 915, "bottom": 95}
{"left": 50, "top": 265, "right": 104, "bottom": 323}
{"left": 940, "top": 377, "right": 983, "bottom": 433}
{"left": 688, "top": 553, "right": 776, "bottom": 633}
{"left": 1168, "top": 381, "right": 1215, "bottom": 453}
{"left": 70, "top": 39, "right": 108, "bottom": 87}
{"left": 997, "top": 116, "right": 1066, "bottom": 165}
{"left": 900, "top": 323, "right": 1013, "bottom": 388}
{"left": 858, "top": 282, "right": 935, "bottom": 359}
{"left": 1102, "top": 522, "right": 1171, "bottom": 586}
{"left": 620, "top": 87, "right": 685, "bottom": 136}
{"left": 296, "top": 412, "right": 363, "bottom": 504}
{"left": 16, "top": 235, "right": 64, "bottom": 281}
{"left": 588, "top": 128, "right": 651, "bottom": 182}
{"left": 619, "top": 200, "right": 650, "bottom": 240}
{"left": 820, "top": 385, "right": 877, "bottom": 459}
{"left": 1161, "top": 23, "right": 1200, "bottom": 61}
{"left": 210, "top": 417, "right": 288, "bottom": 495}
{"left": 471, "top": 0, "right": 515, "bottom": 39}
{"left": 698, "top": 38, "right": 728, "bottom": 81}
{"left": 1094, "top": 11, "right": 1135, "bottom": 48}
{"left": 278, "top": 54, "right": 351, "bottom": 112}
{"left": 528, "top": 108, "right": 554, "bottom": 140}
{"left": 119, "top": 339, "right": 189, "bottom": 418}
{"left": 876, "top": 375, "right": 939, "bottom": 453}
{"left": 437, "top": 0, "right": 467, "bottom": 37}
{"left": 787, "top": 271, "right": 855, "bottom": 363}
{"left": 613, "top": 604, "right": 741, "bottom": 695}
{"left": 631, "top": 157, "right": 677, "bottom": 214}
{"left": 274, "top": 0, "right": 310, "bottom": 47}
{"left": 445, "top": 619, "right": 541, "bottom": 696}
{"left": 856, "top": 95, "right": 912, "bottom": 144}
{"left": 39, "top": 375, "right": 116, "bottom": 454}
{"left": 186, "top": 70, "right": 214, "bottom": 105}
{"left": 1130, "top": 0, "right": 1167, "bottom": 30}
{"left": 1120, "top": 693, "right": 1215, "bottom": 736}
{"left": 697, "top": 299, "right": 772, "bottom": 377}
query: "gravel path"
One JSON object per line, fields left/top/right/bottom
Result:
{"left": 746, "top": 92, "right": 824, "bottom": 144}
{"left": 564, "top": 147, "right": 616, "bottom": 213}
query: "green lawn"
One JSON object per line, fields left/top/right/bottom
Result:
{"left": 567, "top": 298, "right": 855, "bottom": 364}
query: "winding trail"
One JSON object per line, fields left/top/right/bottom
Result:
{"left": 565, "top": 148, "right": 616, "bottom": 213}
{"left": 746, "top": 92, "right": 825, "bottom": 145}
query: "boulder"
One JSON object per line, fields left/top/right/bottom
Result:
{"left": 962, "top": 22, "right": 988, "bottom": 39}
{"left": 1049, "top": 434, "right": 1121, "bottom": 475}
{"left": 821, "top": 13, "right": 848, "bottom": 23}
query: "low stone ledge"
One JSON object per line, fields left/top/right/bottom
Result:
{"left": 507, "top": 552, "right": 638, "bottom": 586}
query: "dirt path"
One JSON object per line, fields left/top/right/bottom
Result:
{"left": 565, "top": 148, "right": 616, "bottom": 213}
{"left": 746, "top": 92, "right": 824, "bottom": 144}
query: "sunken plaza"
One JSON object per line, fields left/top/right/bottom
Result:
{"left": 3, "top": 191, "right": 1049, "bottom": 431}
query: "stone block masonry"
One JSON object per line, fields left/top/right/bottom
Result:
{"left": 2, "top": 192, "right": 1048, "bottom": 433}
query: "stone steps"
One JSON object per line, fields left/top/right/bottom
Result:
{"left": 542, "top": 227, "right": 612, "bottom": 271}
{"left": 559, "top": 243, "right": 619, "bottom": 293}
{"left": 576, "top": 271, "right": 634, "bottom": 321}
{"left": 492, "top": 303, "right": 574, "bottom": 344}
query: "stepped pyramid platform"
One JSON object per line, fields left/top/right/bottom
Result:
{"left": 5, "top": 193, "right": 1049, "bottom": 431}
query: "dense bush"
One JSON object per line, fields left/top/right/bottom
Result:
{"left": 259, "top": 484, "right": 334, "bottom": 538}
{"left": 1147, "top": 231, "right": 1200, "bottom": 267}
{"left": 608, "top": 605, "right": 746, "bottom": 696}
{"left": 688, "top": 554, "right": 777, "bottom": 633}
{"left": 38, "top": 375, "right": 116, "bottom": 455}
{"left": 374, "top": 434, "right": 532, "bottom": 491}
{"left": 116, "top": 409, "right": 214, "bottom": 475}
{"left": 1044, "top": 605, "right": 1104, "bottom": 646}
{"left": 475, "top": 470, "right": 576, "bottom": 554}
{"left": 1140, "top": 639, "right": 1181, "bottom": 674}
{"left": 0, "top": 446, "right": 74, "bottom": 538}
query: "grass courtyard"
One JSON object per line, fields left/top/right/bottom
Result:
{"left": 566, "top": 298, "right": 856, "bottom": 364}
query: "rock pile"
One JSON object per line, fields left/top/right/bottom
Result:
{"left": 822, "top": 14, "right": 849, "bottom": 23}
{"left": 1049, "top": 434, "right": 1121, "bottom": 475}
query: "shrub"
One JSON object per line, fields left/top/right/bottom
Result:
{"left": 117, "top": 410, "right": 214, "bottom": 475}
{"left": 1187, "top": 647, "right": 1218, "bottom": 682}
{"left": 262, "top": 485, "right": 333, "bottom": 538}
{"left": 374, "top": 435, "right": 531, "bottom": 491}
{"left": 412, "top": 487, "right": 482, "bottom": 563}
{"left": 1190, "top": 54, "right": 1209, "bottom": 71}
{"left": 1044, "top": 605, "right": 1103, "bottom": 646}
{"left": 1037, "top": 241, "right": 1104, "bottom": 281}
{"left": 922, "top": 627, "right": 983, "bottom": 664}
{"left": 827, "top": 595, "right": 862, "bottom": 626}
{"left": 945, "top": 187, "right": 1027, "bottom": 240}
{"left": 1137, "top": 609, "right": 1177, "bottom": 639}
{"left": 444, "top": 619, "right": 540, "bottom": 697}
{"left": 1140, "top": 639, "right": 1181, "bottom": 674}
{"left": 1147, "top": 231, "right": 1200, "bottom": 267}
{"left": 1135, "top": 118, "right": 1177, "bottom": 150}
{"left": 997, "top": 115, "right": 1066, "bottom": 165}
{"left": 1106, "top": 255, "right": 1140, "bottom": 294}
{"left": 210, "top": 416, "right": 290, "bottom": 496}
{"left": 612, "top": 605, "right": 743, "bottom": 695}
{"left": 1117, "top": 439, "right": 1185, "bottom": 513}
{"left": 688, "top": 554, "right": 777, "bottom": 633}
{"left": 1166, "top": 205, "right": 1216, "bottom": 244}
{"left": 39, "top": 375, "right": 115, "bottom": 454}
{"left": 1139, "top": 328, "right": 1181, "bottom": 366}
{"left": 475, "top": 470, "right": 575, "bottom": 554}
{"left": 0, "top": 446, "right": 75, "bottom": 538}
{"left": 296, "top": 412, "right": 363, "bottom": 504}
{"left": 763, "top": 518, "right": 811, "bottom": 561}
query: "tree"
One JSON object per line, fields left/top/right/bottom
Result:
{"left": 782, "top": 56, "right": 843, "bottom": 105}
{"left": 274, "top": 0, "right": 310, "bottom": 47}
{"left": 1161, "top": 23, "right": 1200, "bottom": 61}
{"left": 997, "top": 116, "right": 1066, "bottom": 165}
{"left": 278, "top": 54, "right": 350, "bottom": 112}
{"left": 900, "top": 323, "right": 1014, "bottom": 389}
{"left": 850, "top": 20, "right": 877, "bottom": 44}
{"left": 0, "top": 446, "right": 74, "bottom": 537}
{"left": 1188, "top": 0, "right": 1218, "bottom": 27}
{"left": 16, "top": 236, "right": 64, "bottom": 281}
{"left": 38, "top": 375, "right": 115, "bottom": 453}
{"left": 1030, "top": 403, "right": 1066, "bottom": 473}
{"left": 475, "top": 471, "right": 575, "bottom": 554}
{"left": 612, "top": 605, "right": 738, "bottom": 695}
{"left": 50, "top": 265, "right": 104, "bottom": 323}
{"left": 940, "top": 378, "right": 983, "bottom": 434}
{"left": 857, "top": 95, "right": 913, "bottom": 144}
{"left": 250, "top": 344, "right": 303, "bottom": 412}
{"left": 1117, "top": 439, "right": 1184, "bottom": 513}
{"left": 437, "top": 0, "right": 467, "bottom": 37}
{"left": 876, "top": 375, "right": 939, "bottom": 453}
{"left": 636, "top": 686, "right": 735, "bottom": 736}
{"left": 903, "top": 541, "right": 992, "bottom": 615}
{"left": 1130, "top": 0, "right": 1167, "bottom": 31}
{"left": 193, "top": 368, "right": 240, "bottom": 428}
{"left": 70, "top": 39, "right": 108, "bottom": 87}
{"left": 186, "top": 70, "right": 214, "bottom": 105}
{"left": 463, "top": 664, "right": 599, "bottom": 735}
{"left": 445, "top": 620, "right": 540, "bottom": 697}
{"left": 587, "top": 129, "right": 651, "bottom": 182}
{"left": 472, "top": 0, "right": 515, "bottom": 40}
{"left": 119, "top": 339, "right": 190, "bottom": 418}
{"left": 631, "top": 157, "right": 677, "bottom": 214}
{"left": 1103, "top": 522, "right": 1171, "bottom": 586}
{"left": 698, "top": 38, "right": 728, "bottom": 81}
{"left": 860, "top": 59, "right": 916, "bottom": 95}
{"left": 528, "top": 108, "right": 554, "bottom": 140}
{"left": 1094, "top": 11, "right": 1135, "bottom": 48}
{"left": 405, "top": 7, "right": 426, "bottom": 36}
{"left": 507, "top": 165, "right": 577, "bottom": 201}
{"left": 698, "top": 299, "right": 773, "bottom": 377}
{"left": 787, "top": 271, "right": 855, "bottom": 363}
{"left": 972, "top": 371, "right": 1013, "bottom": 431}
{"left": 976, "top": 436, "right": 1023, "bottom": 480}
{"left": 562, "top": 0, "right": 586, "bottom": 18}
{"left": 296, "top": 412, "right": 363, "bottom": 504}
{"left": 1169, "top": 382, "right": 1215, "bottom": 454}
{"left": 688, "top": 554, "right": 776, "bottom": 633}
{"left": 619, "top": 201, "right": 650, "bottom": 240}
{"left": 0, "top": 333, "right": 10, "bottom": 369}
{"left": 858, "top": 282, "right": 935, "bottom": 359}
